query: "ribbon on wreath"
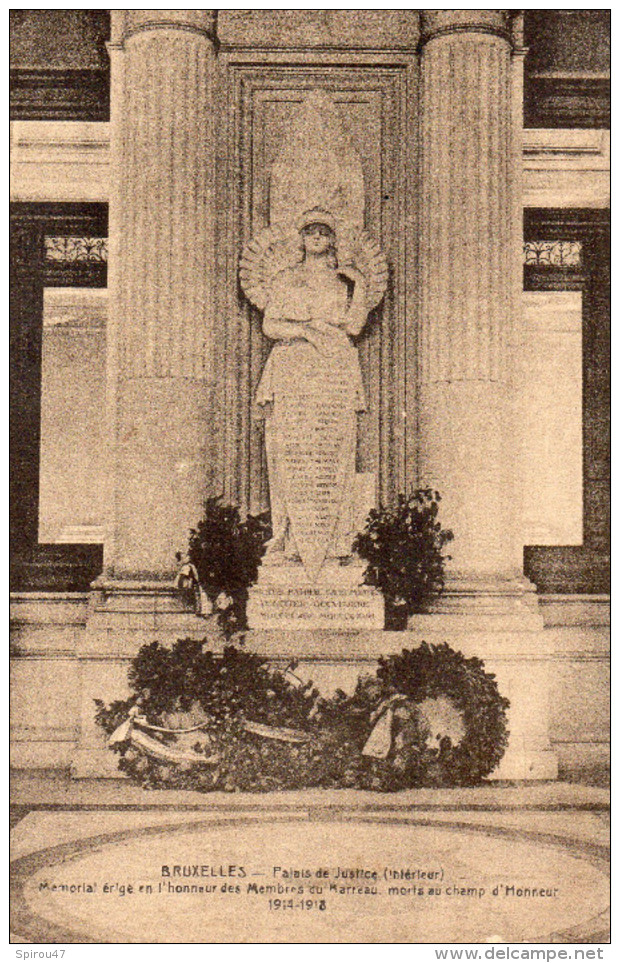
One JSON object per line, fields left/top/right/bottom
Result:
{"left": 108, "top": 698, "right": 313, "bottom": 767}
{"left": 175, "top": 561, "right": 212, "bottom": 617}
{"left": 362, "top": 694, "right": 412, "bottom": 759}
{"left": 108, "top": 707, "right": 219, "bottom": 766}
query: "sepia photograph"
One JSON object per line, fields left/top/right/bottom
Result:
{"left": 9, "top": 7, "right": 610, "bottom": 946}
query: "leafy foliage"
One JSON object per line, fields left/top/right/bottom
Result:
{"left": 186, "top": 498, "right": 271, "bottom": 635}
{"left": 95, "top": 639, "right": 509, "bottom": 792}
{"left": 95, "top": 640, "right": 361, "bottom": 791}
{"left": 371, "top": 644, "right": 510, "bottom": 787}
{"left": 353, "top": 490, "right": 453, "bottom": 625}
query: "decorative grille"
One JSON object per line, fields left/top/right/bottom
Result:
{"left": 523, "top": 241, "right": 582, "bottom": 268}
{"left": 45, "top": 236, "right": 108, "bottom": 262}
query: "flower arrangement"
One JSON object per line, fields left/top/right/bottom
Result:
{"left": 180, "top": 498, "right": 271, "bottom": 636}
{"left": 95, "top": 639, "right": 509, "bottom": 792}
{"left": 353, "top": 490, "right": 453, "bottom": 628}
{"left": 95, "top": 640, "right": 358, "bottom": 792}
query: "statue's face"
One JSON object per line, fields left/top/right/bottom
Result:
{"left": 301, "top": 223, "right": 334, "bottom": 256}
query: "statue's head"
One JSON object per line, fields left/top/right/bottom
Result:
{"left": 296, "top": 208, "right": 337, "bottom": 265}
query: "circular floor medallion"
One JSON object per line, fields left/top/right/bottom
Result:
{"left": 12, "top": 814, "right": 609, "bottom": 944}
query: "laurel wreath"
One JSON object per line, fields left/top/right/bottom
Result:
{"left": 364, "top": 644, "right": 511, "bottom": 788}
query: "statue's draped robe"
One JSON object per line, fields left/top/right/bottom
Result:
{"left": 257, "top": 267, "right": 366, "bottom": 580}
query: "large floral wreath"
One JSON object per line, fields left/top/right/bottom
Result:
{"left": 95, "top": 640, "right": 509, "bottom": 792}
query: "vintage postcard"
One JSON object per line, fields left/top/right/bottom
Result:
{"left": 10, "top": 7, "right": 610, "bottom": 947}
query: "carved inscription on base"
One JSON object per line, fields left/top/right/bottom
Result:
{"left": 247, "top": 584, "right": 384, "bottom": 630}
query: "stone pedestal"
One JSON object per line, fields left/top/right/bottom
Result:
{"left": 247, "top": 560, "right": 384, "bottom": 631}
{"left": 242, "top": 619, "right": 557, "bottom": 781}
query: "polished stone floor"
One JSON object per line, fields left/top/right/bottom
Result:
{"left": 10, "top": 773, "right": 609, "bottom": 944}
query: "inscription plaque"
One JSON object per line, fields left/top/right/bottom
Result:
{"left": 247, "top": 585, "right": 384, "bottom": 630}
{"left": 247, "top": 561, "right": 384, "bottom": 630}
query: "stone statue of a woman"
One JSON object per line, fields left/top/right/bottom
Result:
{"left": 240, "top": 207, "right": 387, "bottom": 581}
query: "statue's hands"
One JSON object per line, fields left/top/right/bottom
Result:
{"left": 304, "top": 320, "right": 349, "bottom": 356}
{"left": 309, "top": 318, "right": 333, "bottom": 334}
{"left": 337, "top": 263, "right": 367, "bottom": 287}
{"left": 303, "top": 325, "right": 333, "bottom": 357}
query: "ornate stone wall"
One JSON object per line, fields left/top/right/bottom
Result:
{"left": 212, "top": 48, "right": 419, "bottom": 514}
{"left": 8, "top": 10, "right": 609, "bottom": 782}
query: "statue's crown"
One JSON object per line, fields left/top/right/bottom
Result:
{"left": 296, "top": 208, "right": 336, "bottom": 233}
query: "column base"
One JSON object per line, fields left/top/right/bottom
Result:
{"left": 489, "top": 747, "right": 559, "bottom": 782}
{"left": 71, "top": 748, "right": 126, "bottom": 780}
{"left": 87, "top": 576, "right": 215, "bottom": 652}
{"left": 422, "top": 576, "right": 543, "bottom": 630}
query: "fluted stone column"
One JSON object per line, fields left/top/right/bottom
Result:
{"left": 418, "top": 10, "right": 522, "bottom": 593}
{"left": 414, "top": 12, "right": 556, "bottom": 780}
{"left": 107, "top": 10, "right": 216, "bottom": 577}
{"left": 74, "top": 11, "right": 218, "bottom": 776}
